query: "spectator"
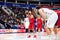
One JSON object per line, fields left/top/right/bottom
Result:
{"left": 0, "top": 23, "right": 5, "bottom": 29}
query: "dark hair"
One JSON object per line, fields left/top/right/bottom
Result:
{"left": 36, "top": 6, "right": 41, "bottom": 9}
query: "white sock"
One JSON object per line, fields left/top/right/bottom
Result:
{"left": 42, "top": 28, "right": 44, "bottom": 32}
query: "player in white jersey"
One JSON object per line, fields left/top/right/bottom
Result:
{"left": 24, "top": 14, "right": 29, "bottom": 32}
{"left": 36, "top": 7, "right": 58, "bottom": 36}
{"left": 24, "top": 17, "right": 29, "bottom": 28}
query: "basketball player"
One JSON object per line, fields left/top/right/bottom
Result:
{"left": 24, "top": 13, "right": 29, "bottom": 32}
{"left": 28, "top": 14, "right": 35, "bottom": 32}
{"left": 36, "top": 6, "right": 58, "bottom": 36}
{"left": 36, "top": 15, "right": 42, "bottom": 32}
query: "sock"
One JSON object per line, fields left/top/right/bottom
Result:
{"left": 42, "top": 28, "right": 44, "bottom": 32}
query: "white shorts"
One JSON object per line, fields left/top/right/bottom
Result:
{"left": 46, "top": 12, "right": 58, "bottom": 28}
{"left": 24, "top": 22, "right": 29, "bottom": 28}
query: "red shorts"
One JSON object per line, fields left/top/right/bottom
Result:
{"left": 54, "top": 10, "right": 60, "bottom": 26}
{"left": 37, "top": 24, "right": 42, "bottom": 30}
{"left": 56, "top": 19, "right": 60, "bottom": 26}
{"left": 28, "top": 23, "right": 34, "bottom": 30}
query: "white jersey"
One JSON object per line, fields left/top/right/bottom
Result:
{"left": 41, "top": 8, "right": 56, "bottom": 19}
{"left": 40, "top": 8, "right": 58, "bottom": 28}
{"left": 24, "top": 18, "right": 29, "bottom": 28}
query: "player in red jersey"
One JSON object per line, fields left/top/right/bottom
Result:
{"left": 54, "top": 10, "right": 60, "bottom": 34}
{"left": 54, "top": 10, "right": 60, "bottom": 26}
{"left": 28, "top": 14, "right": 35, "bottom": 32}
{"left": 36, "top": 15, "right": 42, "bottom": 32}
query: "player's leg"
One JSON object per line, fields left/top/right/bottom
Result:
{"left": 28, "top": 24, "right": 31, "bottom": 32}
{"left": 36, "top": 25, "right": 39, "bottom": 32}
{"left": 36, "top": 25, "right": 40, "bottom": 32}
{"left": 44, "top": 27, "right": 51, "bottom": 35}
{"left": 38, "top": 26, "right": 42, "bottom": 32}
{"left": 32, "top": 24, "right": 35, "bottom": 32}
{"left": 53, "top": 26, "right": 58, "bottom": 35}
{"left": 37, "top": 28, "right": 40, "bottom": 32}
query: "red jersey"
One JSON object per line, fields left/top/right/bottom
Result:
{"left": 36, "top": 18, "right": 42, "bottom": 29}
{"left": 29, "top": 18, "right": 34, "bottom": 24}
{"left": 54, "top": 10, "right": 60, "bottom": 26}
{"left": 54, "top": 10, "right": 60, "bottom": 16}
{"left": 37, "top": 18, "right": 42, "bottom": 25}
{"left": 28, "top": 16, "right": 34, "bottom": 30}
